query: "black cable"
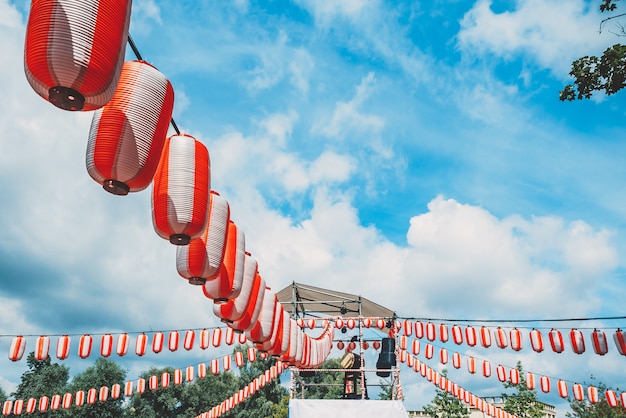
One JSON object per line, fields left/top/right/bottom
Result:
{"left": 398, "top": 315, "right": 626, "bottom": 324}
{"left": 127, "top": 34, "right": 181, "bottom": 135}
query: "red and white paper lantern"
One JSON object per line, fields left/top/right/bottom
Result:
{"left": 570, "top": 329, "right": 585, "bottom": 354}
{"left": 56, "top": 335, "right": 71, "bottom": 360}
{"left": 35, "top": 335, "right": 50, "bottom": 360}
{"left": 177, "top": 191, "right": 230, "bottom": 284}
{"left": 152, "top": 134, "right": 211, "bottom": 245}
{"left": 530, "top": 329, "right": 544, "bottom": 353}
{"left": 591, "top": 329, "right": 609, "bottom": 355}
{"left": 24, "top": 0, "right": 132, "bottom": 111}
{"left": 203, "top": 221, "right": 245, "bottom": 301}
{"left": 9, "top": 336, "right": 26, "bottom": 362}
{"left": 480, "top": 326, "right": 492, "bottom": 348}
{"left": 549, "top": 329, "right": 564, "bottom": 353}
{"left": 614, "top": 329, "right": 626, "bottom": 355}
{"left": 78, "top": 334, "right": 93, "bottom": 359}
{"left": 86, "top": 60, "right": 174, "bottom": 195}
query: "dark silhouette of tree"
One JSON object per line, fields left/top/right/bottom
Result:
{"left": 561, "top": 0, "right": 626, "bottom": 100}
{"left": 65, "top": 357, "right": 126, "bottom": 418}
{"left": 126, "top": 366, "right": 187, "bottom": 418}
{"left": 0, "top": 386, "right": 7, "bottom": 404}
{"left": 11, "top": 352, "right": 70, "bottom": 418}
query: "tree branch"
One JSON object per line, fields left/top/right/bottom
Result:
{"left": 599, "top": 12, "right": 626, "bottom": 34}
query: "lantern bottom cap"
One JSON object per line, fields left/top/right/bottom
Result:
{"left": 170, "top": 234, "right": 191, "bottom": 245}
{"left": 102, "top": 179, "right": 130, "bottom": 195}
{"left": 48, "top": 86, "right": 85, "bottom": 111}
{"left": 187, "top": 277, "right": 206, "bottom": 285}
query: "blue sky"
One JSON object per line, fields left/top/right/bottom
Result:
{"left": 1, "top": 0, "right": 625, "bottom": 416}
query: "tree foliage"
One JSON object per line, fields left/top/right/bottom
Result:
{"left": 422, "top": 369, "right": 469, "bottom": 418}
{"left": 561, "top": 0, "right": 626, "bottom": 100}
{"left": 378, "top": 379, "right": 393, "bottom": 400}
{"left": 501, "top": 362, "right": 544, "bottom": 418}
{"left": 126, "top": 366, "right": 188, "bottom": 418}
{"left": 296, "top": 357, "right": 344, "bottom": 400}
{"left": 10, "top": 352, "right": 70, "bottom": 418}
{"left": 565, "top": 375, "right": 626, "bottom": 418}
{"left": 0, "top": 345, "right": 289, "bottom": 418}
{"left": 66, "top": 357, "right": 127, "bottom": 418}
{"left": 232, "top": 345, "right": 288, "bottom": 418}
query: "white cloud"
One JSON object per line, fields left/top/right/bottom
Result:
{"left": 309, "top": 151, "right": 355, "bottom": 184}
{"left": 241, "top": 31, "right": 316, "bottom": 96}
{"left": 315, "top": 72, "right": 385, "bottom": 139}
{"left": 261, "top": 111, "right": 298, "bottom": 148}
{"left": 457, "top": 0, "right": 615, "bottom": 77}
{"left": 130, "top": 0, "right": 163, "bottom": 35}
{"left": 289, "top": 48, "right": 315, "bottom": 96}
{"left": 295, "top": 0, "right": 376, "bottom": 26}
{"left": 0, "top": 0, "right": 22, "bottom": 29}
{"left": 400, "top": 196, "right": 618, "bottom": 318}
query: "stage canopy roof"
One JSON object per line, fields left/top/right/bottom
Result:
{"left": 276, "top": 282, "right": 396, "bottom": 320}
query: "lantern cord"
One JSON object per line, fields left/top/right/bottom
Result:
{"left": 127, "top": 34, "right": 181, "bottom": 135}
{"left": 399, "top": 315, "right": 626, "bottom": 324}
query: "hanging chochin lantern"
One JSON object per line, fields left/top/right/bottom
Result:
{"left": 152, "top": 134, "right": 211, "bottom": 245}
{"left": 177, "top": 191, "right": 230, "bottom": 285}
{"left": 246, "top": 288, "right": 279, "bottom": 344}
{"left": 213, "top": 253, "right": 259, "bottom": 324}
{"left": 24, "top": 0, "right": 132, "bottom": 111}
{"left": 86, "top": 60, "right": 175, "bottom": 195}
{"left": 591, "top": 329, "right": 608, "bottom": 355}
{"left": 203, "top": 220, "right": 245, "bottom": 301}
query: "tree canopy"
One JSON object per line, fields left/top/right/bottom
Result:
{"left": 560, "top": 0, "right": 626, "bottom": 100}
{"left": 1, "top": 346, "right": 289, "bottom": 418}
{"left": 565, "top": 375, "right": 626, "bottom": 418}
{"left": 501, "top": 361, "right": 544, "bottom": 418}
{"left": 422, "top": 369, "right": 469, "bottom": 418}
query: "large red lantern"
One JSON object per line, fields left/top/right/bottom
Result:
{"left": 203, "top": 221, "right": 245, "bottom": 301}
{"left": 152, "top": 134, "right": 211, "bottom": 245}
{"left": 231, "top": 272, "right": 266, "bottom": 332}
{"left": 256, "top": 304, "right": 286, "bottom": 353}
{"left": 86, "top": 60, "right": 174, "bottom": 195}
{"left": 24, "top": 0, "right": 131, "bottom": 111}
{"left": 177, "top": 191, "right": 230, "bottom": 285}
{"left": 213, "top": 253, "right": 259, "bottom": 323}
{"left": 246, "top": 288, "right": 279, "bottom": 344}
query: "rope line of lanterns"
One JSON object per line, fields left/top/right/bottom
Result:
{"left": 402, "top": 357, "right": 518, "bottom": 418}
{"left": 322, "top": 318, "right": 626, "bottom": 407}
{"left": 1, "top": 347, "right": 280, "bottom": 416}
{"left": 4, "top": 320, "right": 333, "bottom": 367}
{"left": 397, "top": 335, "right": 626, "bottom": 409}
{"left": 193, "top": 361, "right": 286, "bottom": 418}
{"left": 394, "top": 319, "right": 626, "bottom": 357}
{"left": 22, "top": 0, "right": 335, "bottom": 378}
{"left": 5, "top": 327, "right": 250, "bottom": 362}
